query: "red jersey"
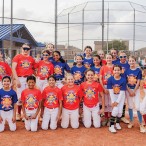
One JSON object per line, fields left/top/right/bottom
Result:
{"left": 0, "top": 61, "right": 12, "bottom": 80}
{"left": 80, "top": 82, "right": 103, "bottom": 108}
{"left": 100, "top": 65, "right": 113, "bottom": 85}
{"left": 102, "top": 59, "right": 107, "bottom": 65}
{"left": 61, "top": 85, "right": 81, "bottom": 110}
{"left": 21, "top": 88, "right": 42, "bottom": 110}
{"left": 12, "top": 54, "right": 35, "bottom": 76}
{"left": 42, "top": 86, "right": 63, "bottom": 109}
{"left": 35, "top": 60, "right": 54, "bottom": 79}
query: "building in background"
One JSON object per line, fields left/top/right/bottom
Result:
{"left": 0, "top": 24, "right": 43, "bottom": 59}
{"left": 94, "top": 40, "right": 129, "bottom": 52}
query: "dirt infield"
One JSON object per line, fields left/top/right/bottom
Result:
{"left": 1, "top": 118, "right": 146, "bottom": 146}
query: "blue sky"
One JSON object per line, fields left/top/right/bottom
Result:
{"left": 0, "top": 0, "right": 146, "bottom": 51}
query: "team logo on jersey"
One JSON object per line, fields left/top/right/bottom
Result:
{"left": 121, "top": 67, "right": 125, "bottom": 74}
{"left": 0, "top": 65, "right": 6, "bottom": 76}
{"left": 25, "top": 94, "right": 38, "bottom": 109}
{"left": 85, "top": 87, "right": 95, "bottom": 99}
{"left": 84, "top": 62, "right": 90, "bottom": 69}
{"left": 128, "top": 75, "right": 137, "bottom": 86}
{"left": 66, "top": 90, "right": 77, "bottom": 104}
{"left": 113, "top": 84, "right": 121, "bottom": 94}
{"left": 74, "top": 71, "right": 82, "bottom": 81}
{"left": 21, "top": 60, "right": 30, "bottom": 68}
{"left": 40, "top": 66, "right": 48, "bottom": 76}
{"left": 1, "top": 95, "right": 12, "bottom": 109}
{"left": 46, "top": 93, "right": 57, "bottom": 105}
{"left": 54, "top": 65, "right": 62, "bottom": 75}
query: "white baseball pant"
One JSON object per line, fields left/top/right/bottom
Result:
{"left": 56, "top": 80, "right": 64, "bottom": 89}
{"left": 24, "top": 109, "right": 38, "bottom": 132}
{"left": 104, "top": 85, "right": 112, "bottom": 112}
{"left": 42, "top": 107, "right": 58, "bottom": 130}
{"left": 0, "top": 81, "right": 2, "bottom": 89}
{"left": 83, "top": 103, "right": 101, "bottom": 128}
{"left": 126, "top": 89, "right": 140, "bottom": 111}
{"left": 36, "top": 78, "right": 48, "bottom": 92}
{"left": 17, "top": 77, "right": 27, "bottom": 105}
{"left": 109, "top": 90, "right": 125, "bottom": 117}
{"left": 140, "top": 89, "right": 146, "bottom": 115}
{"left": 0, "top": 110, "right": 16, "bottom": 132}
{"left": 61, "top": 108, "right": 79, "bottom": 129}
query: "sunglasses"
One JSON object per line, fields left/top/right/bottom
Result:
{"left": 120, "top": 56, "right": 126, "bottom": 59}
{"left": 23, "top": 47, "right": 30, "bottom": 51}
{"left": 42, "top": 54, "right": 49, "bottom": 56}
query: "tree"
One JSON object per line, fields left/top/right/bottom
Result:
{"left": 103, "top": 40, "right": 128, "bottom": 52}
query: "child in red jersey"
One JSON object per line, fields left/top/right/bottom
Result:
{"left": 140, "top": 68, "right": 146, "bottom": 132}
{"left": 12, "top": 44, "right": 35, "bottom": 121}
{"left": 21, "top": 76, "right": 42, "bottom": 132}
{"left": 41, "top": 75, "right": 62, "bottom": 130}
{"left": 61, "top": 74, "right": 81, "bottom": 129}
{"left": 99, "top": 53, "right": 113, "bottom": 126}
{"left": 35, "top": 50, "right": 54, "bottom": 92}
{"left": 97, "top": 50, "right": 107, "bottom": 65}
{"left": 80, "top": 69, "right": 105, "bottom": 128}
{"left": 0, "top": 50, "right": 12, "bottom": 89}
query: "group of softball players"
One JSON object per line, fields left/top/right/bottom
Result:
{"left": 0, "top": 43, "right": 146, "bottom": 134}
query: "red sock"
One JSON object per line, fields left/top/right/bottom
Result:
{"left": 143, "top": 114, "right": 146, "bottom": 124}
{"left": 104, "top": 112, "right": 108, "bottom": 119}
{"left": 18, "top": 105, "right": 22, "bottom": 115}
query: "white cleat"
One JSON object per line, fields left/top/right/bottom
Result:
{"left": 109, "top": 125, "right": 117, "bottom": 133}
{"left": 115, "top": 123, "right": 122, "bottom": 130}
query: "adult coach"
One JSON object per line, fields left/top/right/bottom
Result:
{"left": 12, "top": 43, "right": 35, "bottom": 120}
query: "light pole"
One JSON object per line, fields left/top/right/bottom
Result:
{"left": 2, "top": 0, "right": 4, "bottom": 24}
{"left": 55, "top": 0, "right": 58, "bottom": 49}
{"left": 102, "top": 0, "right": 104, "bottom": 50}
{"left": 10, "top": 0, "right": 13, "bottom": 61}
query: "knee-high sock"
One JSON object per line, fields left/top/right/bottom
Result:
{"left": 110, "top": 116, "right": 116, "bottom": 126}
{"left": 116, "top": 117, "right": 121, "bottom": 123}
{"left": 128, "top": 109, "right": 133, "bottom": 122}
{"left": 122, "top": 104, "right": 126, "bottom": 118}
{"left": 143, "top": 114, "right": 146, "bottom": 124}
{"left": 18, "top": 105, "right": 22, "bottom": 115}
{"left": 137, "top": 111, "right": 142, "bottom": 124}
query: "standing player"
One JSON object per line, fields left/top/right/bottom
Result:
{"left": 117, "top": 51, "right": 130, "bottom": 124}
{"left": 110, "top": 48, "right": 120, "bottom": 65}
{"left": 99, "top": 54, "right": 113, "bottom": 125}
{"left": 125, "top": 56, "right": 145, "bottom": 133}
{"left": 80, "top": 69, "right": 105, "bottom": 128}
{"left": 107, "top": 65, "right": 126, "bottom": 133}
{"left": 0, "top": 49, "right": 12, "bottom": 89}
{"left": 61, "top": 74, "right": 81, "bottom": 129}
{"left": 41, "top": 75, "right": 62, "bottom": 130}
{"left": 83, "top": 46, "right": 94, "bottom": 69}
{"left": 53, "top": 51, "right": 70, "bottom": 88}
{"left": 35, "top": 49, "right": 54, "bottom": 92}
{"left": 91, "top": 55, "right": 102, "bottom": 82}
{"left": 0, "top": 76, "right": 18, "bottom": 132}
{"left": 45, "top": 43, "right": 55, "bottom": 62}
{"left": 21, "top": 76, "right": 42, "bottom": 132}
{"left": 12, "top": 44, "right": 35, "bottom": 120}
{"left": 97, "top": 50, "right": 107, "bottom": 65}
{"left": 71, "top": 55, "right": 86, "bottom": 85}
{"left": 140, "top": 68, "right": 146, "bottom": 130}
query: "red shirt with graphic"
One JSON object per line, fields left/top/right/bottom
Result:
{"left": 0, "top": 61, "right": 12, "bottom": 81}
{"left": 42, "top": 86, "right": 63, "bottom": 109}
{"left": 35, "top": 60, "right": 54, "bottom": 79}
{"left": 100, "top": 65, "right": 113, "bottom": 85}
{"left": 80, "top": 81, "right": 103, "bottom": 108}
{"left": 61, "top": 85, "right": 81, "bottom": 110}
{"left": 21, "top": 88, "right": 42, "bottom": 110}
{"left": 143, "top": 77, "right": 146, "bottom": 89}
{"left": 12, "top": 54, "right": 35, "bottom": 76}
